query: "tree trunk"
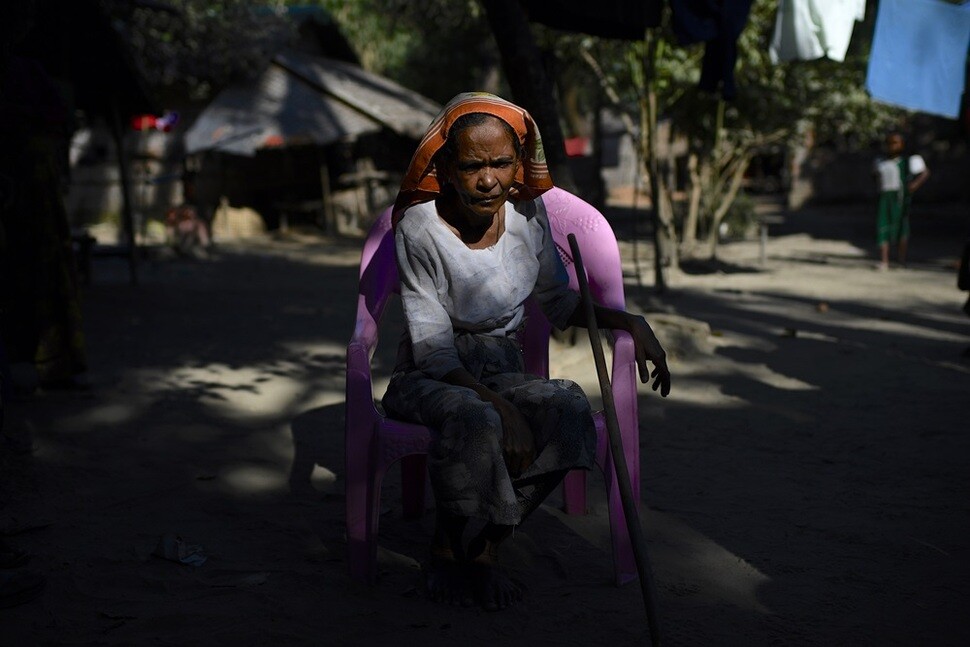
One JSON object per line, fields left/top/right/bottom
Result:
{"left": 683, "top": 152, "right": 702, "bottom": 254}
{"left": 480, "top": 0, "right": 576, "bottom": 192}
{"left": 655, "top": 124, "right": 679, "bottom": 274}
{"left": 657, "top": 173, "right": 679, "bottom": 269}
{"left": 476, "top": 46, "right": 503, "bottom": 95}
{"left": 642, "top": 32, "right": 672, "bottom": 291}
{"left": 561, "top": 83, "right": 588, "bottom": 139}
{"left": 706, "top": 154, "right": 751, "bottom": 258}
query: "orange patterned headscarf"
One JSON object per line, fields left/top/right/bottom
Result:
{"left": 392, "top": 92, "right": 554, "bottom": 226}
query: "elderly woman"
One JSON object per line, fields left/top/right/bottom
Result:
{"left": 383, "top": 93, "right": 670, "bottom": 611}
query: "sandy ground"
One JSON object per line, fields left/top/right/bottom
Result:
{"left": 1, "top": 199, "right": 969, "bottom": 646}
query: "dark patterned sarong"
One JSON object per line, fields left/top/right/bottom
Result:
{"left": 382, "top": 332, "right": 596, "bottom": 526}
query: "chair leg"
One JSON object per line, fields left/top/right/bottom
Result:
{"left": 562, "top": 470, "right": 587, "bottom": 515}
{"left": 346, "top": 450, "right": 383, "bottom": 583}
{"left": 346, "top": 482, "right": 374, "bottom": 583}
{"left": 400, "top": 454, "right": 427, "bottom": 520}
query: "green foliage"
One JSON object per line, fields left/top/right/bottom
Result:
{"left": 106, "top": 0, "right": 296, "bottom": 103}
{"left": 564, "top": 0, "right": 911, "bottom": 258}
{"left": 574, "top": 0, "right": 903, "bottom": 153}
{"left": 311, "top": 1, "right": 416, "bottom": 75}
{"left": 112, "top": 0, "right": 509, "bottom": 107}
{"left": 721, "top": 191, "right": 757, "bottom": 238}
{"left": 668, "top": 1, "right": 901, "bottom": 154}
{"left": 311, "top": 0, "right": 497, "bottom": 104}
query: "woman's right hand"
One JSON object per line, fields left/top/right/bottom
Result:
{"left": 441, "top": 368, "right": 537, "bottom": 478}
{"left": 492, "top": 397, "right": 535, "bottom": 479}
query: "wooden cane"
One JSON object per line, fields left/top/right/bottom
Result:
{"left": 567, "top": 233, "right": 662, "bottom": 647}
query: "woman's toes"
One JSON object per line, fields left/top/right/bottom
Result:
{"left": 469, "top": 562, "right": 523, "bottom": 612}
{"left": 425, "top": 558, "right": 469, "bottom": 606}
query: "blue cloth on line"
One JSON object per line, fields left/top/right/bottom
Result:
{"left": 865, "top": 0, "right": 970, "bottom": 119}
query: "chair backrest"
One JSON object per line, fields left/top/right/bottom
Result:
{"left": 354, "top": 187, "right": 624, "bottom": 376}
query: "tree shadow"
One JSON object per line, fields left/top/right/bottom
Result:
{"left": 628, "top": 277, "right": 970, "bottom": 645}
{"left": 289, "top": 402, "right": 345, "bottom": 498}
{"left": 679, "top": 257, "right": 764, "bottom": 276}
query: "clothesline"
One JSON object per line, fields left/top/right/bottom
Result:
{"left": 771, "top": 0, "right": 970, "bottom": 119}
{"left": 667, "top": 0, "right": 970, "bottom": 119}
{"left": 525, "top": 0, "right": 970, "bottom": 119}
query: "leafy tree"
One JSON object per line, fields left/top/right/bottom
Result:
{"left": 478, "top": 0, "right": 576, "bottom": 189}
{"left": 313, "top": 0, "right": 499, "bottom": 104}
{"left": 113, "top": 0, "right": 930, "bottom": 287}
{"left": 574, "top": 0, "right": 905, "bottom": 285}
{"left": 105, "top": 0, "right": 296, "bottom": 103}
{"left": 318, "top": 0, "right": 577, "bottom": 189}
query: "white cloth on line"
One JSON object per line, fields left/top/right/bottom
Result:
{"left": 770, "top": 0, "right": 866, "bottom": 63}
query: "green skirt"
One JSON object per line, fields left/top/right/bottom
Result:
{"left": 876, "top": 190, "right": 910, "bottom": 245}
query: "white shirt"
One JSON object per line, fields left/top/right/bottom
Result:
{"left": 394, "top": 197, "right": 579, "bottom": 380}
{"left": 874, "top": 155, "right": 928, "bottom": 192}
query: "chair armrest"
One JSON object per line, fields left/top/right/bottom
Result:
{"left": 346, "top": 293, "right": 386, "bottom": 435}
{"left": 608, "top": 329, "right": 639, "bottom": 429}
{"left": 350, "top": 295, "right": 380, "bottom": 352}
{"left": 610, "top": 328, "right": 635, "bottom": 369}
{"left": 608, "top": 327, "right": 640, "bottom": 493}
{"left": 347, "top": 340, "right": 373, "bottom": 382}
{"left": 346, "top": 338, "right": 381, "bottom": 430}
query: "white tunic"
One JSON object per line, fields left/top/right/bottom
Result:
{"left": 394, "top": 197, "right": 579, "bottom": 380}
{"left": 874, "top": 155, "right": 927, "bottom": 193}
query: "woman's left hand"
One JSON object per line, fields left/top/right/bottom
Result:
{"left": 626, "top": 313, "right": 671, "bottom": 397}
{"left": 567, "top": 303, "right": 672, "bottom": 397}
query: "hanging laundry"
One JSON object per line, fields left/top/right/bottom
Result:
{"left": 670, "top": 0, "right": 755, "bottom": 100}
{"left": 769, "top": 0, "right": 866, "bottom": 63}
{"left": 866, "top": 0, "right": 970, "bottom": 119}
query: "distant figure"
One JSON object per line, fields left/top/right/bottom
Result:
{"left": 873, "top": 132, "right": 930, "bottom": 270}
{"left": 165, "top": 174, "right": 211, "bottom": 258}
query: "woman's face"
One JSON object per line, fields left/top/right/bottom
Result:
{"left": 444, "top": 116, "right": 520, "bottom": 225}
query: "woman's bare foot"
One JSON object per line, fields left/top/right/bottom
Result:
{"left": 424, "top": 547, "right": 472, "bottom": 607}
{"left": 424, "top": 509, "right": 472, "bottom": 606}
{"left": 466, "top": 537, "right": 523, "bottom": 612}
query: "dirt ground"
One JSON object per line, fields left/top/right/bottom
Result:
{"left": 1, "top": 198, "right": 969, "bottom": 646}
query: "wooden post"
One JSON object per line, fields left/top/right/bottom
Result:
{"left": 319, "top": 157, "right": 336, "bottom": 235}
{"left": 109, "top": 100, "right": 138, "bottom": 286}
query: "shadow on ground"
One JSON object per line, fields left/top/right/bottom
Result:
{"left": 1, "top": 226, "right": 968, "bottom": 645}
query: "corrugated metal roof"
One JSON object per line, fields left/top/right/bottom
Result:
{"left": 184, "top": 52, "right": 440, "bottom": 156}
{"left": 273, "top": 52, "right": 441, "bottom": 139}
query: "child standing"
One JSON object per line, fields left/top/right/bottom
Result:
{"left": 873, "top": 132, "right": 930, "bottom": 270}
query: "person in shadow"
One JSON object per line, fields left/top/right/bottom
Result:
{"left": 0, "top": 26, "right": 87, "bottom": 389}
{"left": 382, "top": 93, "right": 671, "bottom": 611}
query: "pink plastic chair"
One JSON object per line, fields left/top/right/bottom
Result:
{"left": 345, "top": 187, "right": 641, "bottom": 585}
